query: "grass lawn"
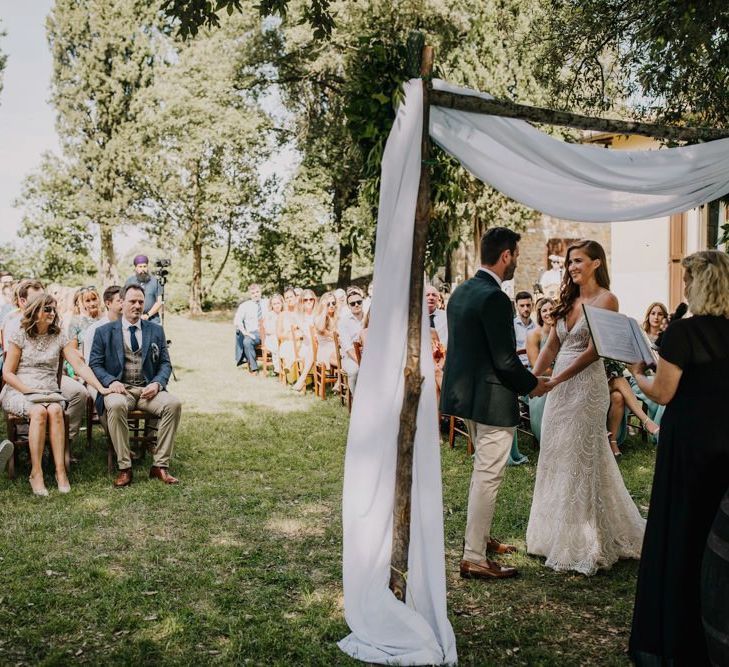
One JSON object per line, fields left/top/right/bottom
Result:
{"left": 0, "top": 314, "right": 655, "bottom": 665}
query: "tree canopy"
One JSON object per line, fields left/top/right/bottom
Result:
{"left": 537, "top": 0, "right": 729, "bottom": 125}
{"left": 161, "top": 0, "right": 334, "bottom": 39}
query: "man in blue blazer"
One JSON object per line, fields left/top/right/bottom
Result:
{"left": 90, "top": 284, "right": 181, "bottom": 487}
{"left": 441, "top": 227, "right": 548, "bottom": 580}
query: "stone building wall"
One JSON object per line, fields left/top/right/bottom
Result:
{"left": 444, "top": 215, "right": 611, "bottom": 300}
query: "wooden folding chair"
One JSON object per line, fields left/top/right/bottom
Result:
{"left": 313, "top": 330, "right": 338, "bottom": 400}
{"left": 333, "top": 331, "right": 353, "bottom": 412}
{"left": 254, "top": 319, "right": 273, "bottom": 375}
{"left": 4, "top": 351, "right": 71, "bottom": 479}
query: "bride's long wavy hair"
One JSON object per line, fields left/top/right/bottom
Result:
{"left": 552, "top": 240, "right": 611, "bottom": 321}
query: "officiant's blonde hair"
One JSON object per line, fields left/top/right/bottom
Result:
{"left": 682, "top": 251, "right": 729, "bottom": 318}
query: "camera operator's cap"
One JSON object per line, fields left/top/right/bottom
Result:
{"left": 133, "top": 255, "right": 149, "bottom": 266}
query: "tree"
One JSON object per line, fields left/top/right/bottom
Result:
{"left": 236, "top": 165, "right": 339, "bottom": 290}
{"left": 16, "top": 153, "right": 97, "bottom": 282}
{"left": 43, "top": 0, "right": 162, "bottom": 283}
{"left": 536, "top": 0, "right": 729, "bottom": 126}
{"left": 161, "top": 0, "right": 334, "bottom": 39}
{"left": 133, "top": 17, "right": 272, "bottom": 314}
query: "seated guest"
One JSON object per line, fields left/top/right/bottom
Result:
{"left": 1, "top": 294, "right": 109, "bottom": 495}
{"left": 234, "top": 283, "right": 266, "bottom": 374}
{"left": 426, "top": 284, "right": 448, "bottom": 347}
{"left": 334, "top": 288, "right": 347, "bottom": 318}
{"left": 314, "top": 292, "right": 338, "bottom": 369}
{"left": 56, "top": 285, "right": 79, "bottom": 335}
{"left": 83, "top": 286, "right": 123, "bottom": 364}
{"left": 525, "top": 297, "right": 555, "bottom": 443}
{"left": 291, "top": 289, "right": 318, "bottom": 392}
{"left": 606, "top": 371, "right": 660, "bottom": 457}
{"left": 0, "top": 280, "right": 14, "bottom": 326}
{"left": 338, "top": 288, "right": 365, "bottom": 393}
{"left": 625, "top": 301, "right": 670, "bottom": 441}
{"left": 643, "top": 301, "right": 668, "bottom": 344}
{"left": 262, "top": 293, "right": 283, "bottom": 374}
{"left": 507, "top": 291, "right": 537, "bottom": 465}
{"left": 89, "top": 284, "right": 181, "bottom": 487}
{"left": 431, "top": 328, "right": 446, "bottom": 403}
{"left": 277, "top": 288, "right": 300, "bottom": 378}
{"left": 66, "top": 286, "right": 102, "bottom": 378}
{"left": 362, "top": 282, "right": 373, "bottom": 315}
{"left": 3, "top": 280, "right": 89, "bottom": 446}
{"left": 69, "top": 286, "right": 101, "bottom": 349}
{"left": 513, "top": 291, "right": 536, "bottom": 369}
{"left": 628, "top": 250, "right": 729, "bottom": 665}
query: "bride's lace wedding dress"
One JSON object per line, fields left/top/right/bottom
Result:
{"left": 526, "top": 314, "right": 646, "bottom": 575}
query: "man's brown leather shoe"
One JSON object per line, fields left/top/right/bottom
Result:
{"left": 460, "top": 558, "right": 518, "bottom": 580}
{"left": 487, "top": 538, "right": 518, "bottom": 555}
{"left": 149, "top": 466, "right": 179, "bottom": 484}
{"left": 113, "top": 469, "right": 133, "bottom": 488}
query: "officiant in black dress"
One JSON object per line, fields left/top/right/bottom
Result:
{"left": 628, "top": 250, "right": 729, "bottom": 666}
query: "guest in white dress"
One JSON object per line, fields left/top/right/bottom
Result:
{"left": 314, "top": 292, "right": 338, "bottom": 369}
{"left": 262, "top": 294, "right": 283, "bottom": 373}
{"left": 292, "top": 290, "right": 318, "bottom": 392}
{"left": 528, "top": 240, "right": 645, "bottom": 575}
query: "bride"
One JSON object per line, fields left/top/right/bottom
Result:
{"left": 527, "top": 240, "right": 645, "bottom": 575}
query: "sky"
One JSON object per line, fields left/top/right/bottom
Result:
{"left": 0, "top": 1, "right": 58, "bottom": 245}
{"left": 0, "top": 5, "right": 296, "bottom": 264}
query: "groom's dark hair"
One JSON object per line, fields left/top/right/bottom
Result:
{"left": 480, "top": 227, "right": 521, "bottom": 266}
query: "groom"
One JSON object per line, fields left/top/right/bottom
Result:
{"left": 440, "top": 227, "right": 548, "bottom": 579}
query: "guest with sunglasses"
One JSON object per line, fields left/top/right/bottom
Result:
{"left": 314, "top": 292, "right": 339, "bottom": 369}
{"left": 1, "top": 295, "right": 110, "bottom": 495}
{"left": 338, "top": 287, "right": 366, "bottom": 394}
{"left": 292, "top": 290, "right": 318, "bottom": 392}
{"left": 277, "top": 288, "right": 300, "bottom": 379}
{"left": 3, "top": 282, "right": 90, "bottom": 451}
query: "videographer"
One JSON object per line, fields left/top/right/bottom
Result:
{"left": 125, "top": 255, "right": 163, "bottom": 323}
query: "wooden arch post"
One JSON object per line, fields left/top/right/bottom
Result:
{"left": 389, "top": 45, "right": 434, "bottom": 603}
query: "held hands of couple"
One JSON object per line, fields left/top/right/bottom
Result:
{"left": 529, "top": 375, "right": 559, "bottom": 397}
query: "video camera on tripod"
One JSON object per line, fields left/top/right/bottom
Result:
{"left": 154, "top": 258, "right": 171, "bottom": 284}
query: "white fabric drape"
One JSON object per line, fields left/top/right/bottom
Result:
{"left": 431, "top": 80, "right": 729, "bottom": 222}
{"left": 339, "top": 79, "right": 457, "bottom": 666}
{"left": 340, "top": 78, "right": 729, "bottom": 665}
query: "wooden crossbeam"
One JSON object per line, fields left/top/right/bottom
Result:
{"left": 430, "top": 89, "right": 729, "bottom": 143}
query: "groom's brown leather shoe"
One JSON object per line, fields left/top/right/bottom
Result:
{"left": 487, "top": 538, "right": 518, "bottom": 554}
{"left": 113, "top": 468, "right": 132, "bottom": 488}
{"left": 460, "top": 559, "right": 518, "bottom": 580}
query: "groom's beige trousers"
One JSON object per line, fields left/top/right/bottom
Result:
{"left": 463, "top": 421, "right": 516, "bottom": 562}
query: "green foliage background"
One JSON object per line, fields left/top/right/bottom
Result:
{"left": 6, "top": 0, "right": 727, "bottom": 307}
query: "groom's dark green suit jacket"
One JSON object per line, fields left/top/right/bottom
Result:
{"left": 440, "top": 270, "right": 538, "bottom": 427}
